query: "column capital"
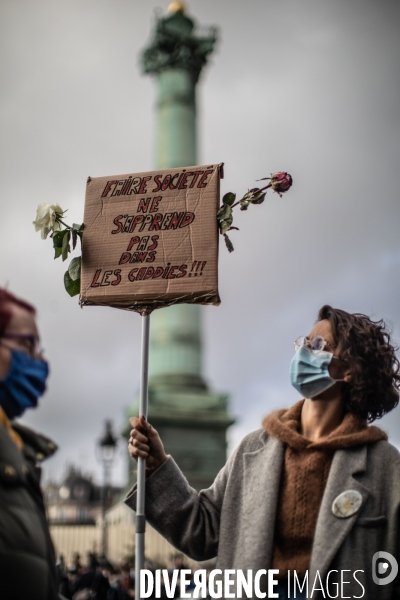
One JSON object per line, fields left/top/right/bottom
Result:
{"left": 141, "top": 7, "right": 218, "bottom": 83}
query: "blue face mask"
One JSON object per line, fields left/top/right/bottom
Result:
{"left": 0, "top": 349, "right": 49, "bottom": 419}
{"left": 290, "top": 346, "right": 343, "bottom": 398}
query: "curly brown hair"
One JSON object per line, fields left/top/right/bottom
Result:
{"left": 318, "top": 305, "right": 400, "bottom": 422}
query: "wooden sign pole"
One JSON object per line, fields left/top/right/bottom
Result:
{"left": 135, "top": 314, "right": 150, "bottom": 600}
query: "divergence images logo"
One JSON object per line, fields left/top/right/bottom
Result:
{"left": 372, "top": 552, "right": 398, "bottom": 586}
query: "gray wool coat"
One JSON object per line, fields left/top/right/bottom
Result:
{"left": 125, "top": 428, "right": 400, "bottom": 600}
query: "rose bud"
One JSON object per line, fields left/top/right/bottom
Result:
{"left": 270, "top": 172, "right": 293, "bottom": 196}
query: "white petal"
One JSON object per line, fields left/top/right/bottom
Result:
{"left": 41, "top": 227, "right": 50, "bottom": 240}
{"left": 53, "top": 203, "right": 64, "bottom": 214}
{"left": 35, "top": 203, "right": 51, "bottom": 220}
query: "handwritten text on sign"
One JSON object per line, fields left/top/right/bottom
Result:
{"left": 80, "top": 164, "right": 222, "bottom": 311}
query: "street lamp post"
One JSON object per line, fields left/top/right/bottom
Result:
{"left": 97, "top": 420, "right": 118, "bottom": 558}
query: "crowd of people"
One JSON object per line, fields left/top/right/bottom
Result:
{"left": 57, "top": 552, "right": 135, "bottom": 600}
{"left": 56, "top": 552, "right": 203, "bottom": 600}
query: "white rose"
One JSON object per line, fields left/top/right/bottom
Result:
{"left": 33, "top": 203, "right": 64, "bottom": 239}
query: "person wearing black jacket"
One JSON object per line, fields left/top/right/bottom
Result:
{"left": 0, "top": 288, "right": 60, "bottom": 600}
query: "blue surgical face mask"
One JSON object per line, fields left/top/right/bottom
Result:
{"left": 290, "top": 345, "right": 343, "bottom": 398}
{"left": 0, "top": 349, "right": 49, "bottom": 419}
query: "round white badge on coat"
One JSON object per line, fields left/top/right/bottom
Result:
{"left": 332, "top": 490, "right": 363, "bottom": 518}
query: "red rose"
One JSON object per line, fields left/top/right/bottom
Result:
{"left": 270, "top": 171, "right": 293, "bottom": 195}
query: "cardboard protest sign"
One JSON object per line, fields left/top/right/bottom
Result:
{"left": 80, "top": 163, "right": 223, "bottom": 314}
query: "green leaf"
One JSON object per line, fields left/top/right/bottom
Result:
{"left": 241, "top": 187, "right": 266, "bottom": 204}
{"left": 52, "top": 230, "right": 67, "bottom": 248}
{"left": 62, "top": 230, "right": 71, "bottom": 262}
{"left": 68, "top": 256, "right": 81, "bottom": 281}
{"left": 219, "top": 204, "right": 233, "bottom": 235}
{"left": 242, "top": 188, "right": 261, "bottom": 201}
{"left": 220, "top": 209, "right": 233, "bottom": 235}
{"left": 217, "top": 204, "right": 232, "bottom": 221}
{"left": 52, "top": 230, "right": 68, "bottom": 259}
{"left": 249, "top": 190, "right": 266, "bottom": 205}
{"left": 72, "top": 223, "right": 84, "bottom": 232}
{"left": 224, "top": 234, "right": 234, "bottom": 253}
{"left": 222, "top": 192, "right": 236, "bottom": 206}
{"left": 72, "top": 230, "right": 77, "bottom": 250}
{"left": 64, "top": 271, "right": 80, "bottom": 297}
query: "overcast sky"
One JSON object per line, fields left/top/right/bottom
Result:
{"left": 1, "top": 0, "right": 400, "bottom": 487}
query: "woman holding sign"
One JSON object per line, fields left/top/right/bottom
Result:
{"left": 126, "top": 305, "right": 400, "bottom": 600}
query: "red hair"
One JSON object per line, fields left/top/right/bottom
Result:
{"left": 0, "top": 289, "right": 36, "bottom": 335}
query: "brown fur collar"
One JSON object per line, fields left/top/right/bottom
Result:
{"left": 262, "top": 399, "right": 387, "bottom": 450}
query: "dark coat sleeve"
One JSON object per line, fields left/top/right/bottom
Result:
{"left": 0, "top": 424, "right": 59, "bottom": 600}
